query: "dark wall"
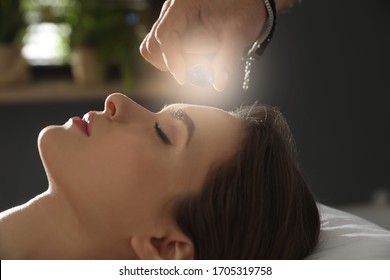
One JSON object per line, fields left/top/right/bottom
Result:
{"left": 247, "top": 0, "right": 390, "bottom": 205}
{"left": 0, "top": 101, "right": 97, "bottom": 211}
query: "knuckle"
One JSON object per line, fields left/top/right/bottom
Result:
{"left": 146, "top": 36, "right": 160, "bottom": 53}
{"left": 139, "top": 43, "right": 149, "bottom": 58}
{"left": 154, "top": 24, "right": 167, "bottom": 43}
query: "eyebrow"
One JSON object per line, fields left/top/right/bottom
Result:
{"left": 169, "top": 107, "right": 195, "bottom": 147}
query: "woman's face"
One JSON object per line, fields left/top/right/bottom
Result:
{"left": 38, "top": 93, "right": 243, "bottom": 237}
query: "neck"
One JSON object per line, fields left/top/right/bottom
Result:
{"left": 0, "top": 188, "right": 135, "bottom": 259}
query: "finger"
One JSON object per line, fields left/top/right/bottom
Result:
{"left": 155, "top": 6, "right": 191, "bottom": 85}
{"left": 140, "top": 32, "right": 169, "bottom": 71}
{"left": 139, "top": 1, "right": 172, "bottom": 71}
{"left": 159, "top": 32, "right": 187, "bottom": 85}
{"left": 211, "top": 34, "right": 246, "bottom": 92}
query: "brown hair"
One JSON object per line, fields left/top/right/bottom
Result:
{"left": 173, "top": 105, "right": 320, "bottom": 259}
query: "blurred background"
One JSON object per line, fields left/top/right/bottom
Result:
{"left": 0, "top": 0, "right": 389, "bottom": 229}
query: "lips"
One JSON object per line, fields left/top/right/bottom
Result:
{"left": 71, "top": 111, "right": 93, "bottom": 136}
{"left": 82, "top": 112, "right": 94, "bottom": 136}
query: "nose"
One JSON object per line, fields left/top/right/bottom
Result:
{"left": 104, "top": 93, "right": 153, "bottom": 123}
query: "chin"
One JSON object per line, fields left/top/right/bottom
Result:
{"left": 37, "top": 124, "right": 89, "bottom": 192}
{"left": 38, "top": 125, "right": 57, "bottom": 156}
{"left": 37, "top": 125, "right": 68, "bottom": 177}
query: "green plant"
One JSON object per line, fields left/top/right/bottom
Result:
{"left": 66, "top": 0, "right": 141, "bottom": 88}
{"left": 0, "top": 0, "right": 25, "bottom": 44}
{"left": 21, "top": 0, "right": 70, "bottom": 24}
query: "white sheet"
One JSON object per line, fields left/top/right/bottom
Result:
{"left": 306, "top": 204, "right": 390, "bottom": 259}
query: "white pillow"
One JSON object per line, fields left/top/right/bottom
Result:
{"left": 306, "top": 204, "right": 390, "bottom": 259}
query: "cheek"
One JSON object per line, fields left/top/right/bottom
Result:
{"left": 81, "top": 141, "right": 172, "bottom": 230}
{"left": 38, "top": 125, "right": 74, "bottom": 174}
{"left": 39, "top": 126, "right": 150, "bottom": 186}
{"left": 59, "top": 132, "right": 170, "bottom": 225}
{"left": 87, "top": 141, "right": 154, "bottom": 194}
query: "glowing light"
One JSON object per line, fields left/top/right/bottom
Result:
{"left": 22, "top": 23, "right": 71, "bottom": 65}
{"left": 188, "top": 64, "right": 213, "bottom": 87}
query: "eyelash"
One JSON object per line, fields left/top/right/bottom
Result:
{"left": 154, "top": 122, "right": 171, "bottom": 145}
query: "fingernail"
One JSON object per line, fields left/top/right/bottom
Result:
{"left": 213, "top": 72, "right": 229, "bottom": 92}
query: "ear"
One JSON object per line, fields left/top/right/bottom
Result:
{"left": 130, "top": 233, "right": 194, "bottom": 260}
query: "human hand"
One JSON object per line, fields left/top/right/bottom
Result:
{"left": 140, "top": 0, "right": 266, "bottom": 91}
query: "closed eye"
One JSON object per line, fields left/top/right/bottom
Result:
{"left": 154, "top": 122, "right": 171, "bottom": 145}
